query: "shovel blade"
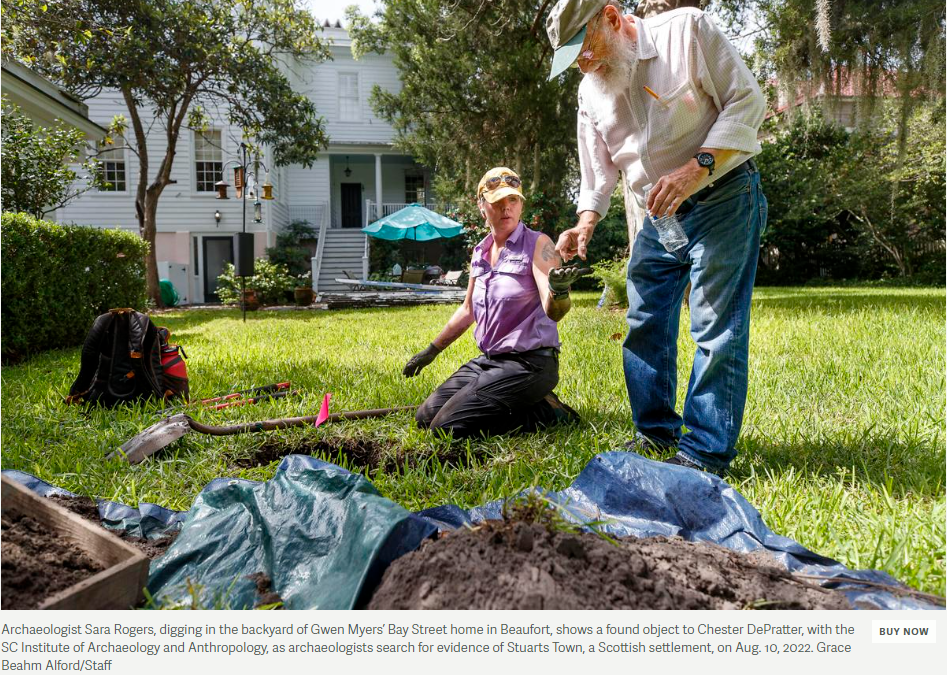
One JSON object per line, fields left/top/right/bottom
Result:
{"left": 111, "top": 414, "right": 193, "bottom": 464}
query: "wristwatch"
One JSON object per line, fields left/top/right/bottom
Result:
{"left": 694, "top": 152, "right": 715, "bottom": 176}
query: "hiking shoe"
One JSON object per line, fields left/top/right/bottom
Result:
{"left": 664, "top": 452, "right": 725, "bottom": 477}
{"left": 623, "top": 433, "right": 675, "bottom": 456}
{"left": 544, "top": 391, "right": 581, "bottom": 425}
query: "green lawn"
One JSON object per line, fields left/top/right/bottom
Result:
{"left": 1, "top": 287, "right": 944, "bottom": 595}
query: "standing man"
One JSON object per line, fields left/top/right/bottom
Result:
{"left": 546, "top": 1, "right": 768, "bottom": 474}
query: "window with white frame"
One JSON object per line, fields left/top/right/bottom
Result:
{"left": 97, "top": 136, "right": 127, "bottom": 192}
{"left": 194, "top": 129, "right": 223, "bottom": 192}
{"left": 405, "top": 173, "right": 425, "bottom": 204}
{"left": 339, "top": 73, "right": 360, "bottom": 122}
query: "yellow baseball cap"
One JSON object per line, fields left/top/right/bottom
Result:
{"left": 477, "top": 167, "right": 525, "bottom": 203}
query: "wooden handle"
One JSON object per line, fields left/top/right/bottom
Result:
{"left": 185, "top": 406, "right": 417, "bottom": 436}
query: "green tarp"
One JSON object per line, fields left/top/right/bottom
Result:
{"left": 145, "top": 458, "right": 436, "bottom": 609}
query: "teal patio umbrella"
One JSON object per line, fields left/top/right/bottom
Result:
{"left": 361, "top": 203, "right": 463, "bottom": 241}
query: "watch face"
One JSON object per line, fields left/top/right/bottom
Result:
{"left": 697, "top": 153, "right": 714, "bottom": 167}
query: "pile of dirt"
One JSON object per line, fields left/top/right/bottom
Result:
{"left": 367, "top": 519, "right": 851, "bottom": 610}
{"left": 233, "top": 437, "right": 461, "bottom": 473}
{"left": 1, "top": 512, "right": 105, "bottom": 609}
{"left": 47, "top": 494, "right": 178, "bottom": 559}
{"left": 246, "top": 572, "right": 284, "bottom": 609}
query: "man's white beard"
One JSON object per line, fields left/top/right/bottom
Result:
{"left": 584, "top": 30, "right": 639, "bottom": 98}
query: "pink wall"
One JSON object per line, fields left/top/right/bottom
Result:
{"left": 254, "top": 231, "right": 276, "bottom": 258}
{"left": 155, "top": 232, "right": 191, "bottom": 265}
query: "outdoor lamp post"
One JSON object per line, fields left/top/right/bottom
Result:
{"left": 220, "top": 143, "right": 255, "bottom": 322}
{"left": 219, "top": 143, "right": 276, "bottom": 321}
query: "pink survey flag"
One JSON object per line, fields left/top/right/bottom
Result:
{"left": 314, "top": 393, "right": 331, "bottom": 427}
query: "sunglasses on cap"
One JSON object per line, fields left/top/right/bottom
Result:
{"left": 482, "top": 174, "right": 522, "bottom": 192}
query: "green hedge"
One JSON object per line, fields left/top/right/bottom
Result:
{"left": 1, "top": 212, "right": 149, "bottom": 362}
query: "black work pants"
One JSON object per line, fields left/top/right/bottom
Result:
{"left": 416, "top": 350, "right": 560, "bottom": 438}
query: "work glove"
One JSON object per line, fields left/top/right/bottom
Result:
{"left": 548, "top": 266, "right": 591, "bottom": 298}
{"left": 403, "top": 343, "right": 443, "bottom": 377}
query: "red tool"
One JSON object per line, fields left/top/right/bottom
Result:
{"left": 156, "top": 382, "right": 291, "bottom": 415}
{"left": 210, "top": 389, "right": 299, "bottom": 410}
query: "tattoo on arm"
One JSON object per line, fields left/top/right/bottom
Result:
{"left": 541, "top": 242, "right": 561, "bottom": 265}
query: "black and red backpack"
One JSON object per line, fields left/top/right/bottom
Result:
{"left": 66, "top": 308, "right": 189, "bottom": 407}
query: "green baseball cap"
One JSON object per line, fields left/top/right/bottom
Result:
{"left": 545, "top": 0, "right": 609, "bottom": 80}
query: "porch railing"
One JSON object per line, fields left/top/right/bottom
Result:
{"left": 364, "top": 200, "right": 443, "bottom": 226}
{"left": 288, "top": 204, "right": 327, "bottom": 230}
{"left": 291, "top": 203, "right": 328, "bottom": 293}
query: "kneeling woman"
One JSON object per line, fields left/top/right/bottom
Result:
{"left": 403, "top": 167, "right": 585, "bottom": 437}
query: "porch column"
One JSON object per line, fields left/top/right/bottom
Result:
{"left": 374, "top": 153, "right": 383, "bottom": 220}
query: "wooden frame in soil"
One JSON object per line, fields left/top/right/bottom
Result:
{"left": 1, "top": 476, "right": 150, "bottom": 610}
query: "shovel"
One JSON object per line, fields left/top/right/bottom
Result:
{"left": 111, "top": 405, "right": 417, "bottom": 465}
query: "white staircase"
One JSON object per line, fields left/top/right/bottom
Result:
{"left": 314, "top": 228, "right": 367, "bottom": 293}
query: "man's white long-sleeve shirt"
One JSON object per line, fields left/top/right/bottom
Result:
{"left": 576, "top": 8, "right": 765, "bottom": 216}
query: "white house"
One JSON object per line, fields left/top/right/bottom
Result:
{"left": 50, "top": 25, "right": 431, "bottom": 302}
{"left": 1, "top": 58, "right": 107, "bottom": 142}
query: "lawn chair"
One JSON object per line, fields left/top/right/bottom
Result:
{"left": 342, "top": 270, "right": 370, "bottom": 290}
{"left": 439, "top": 270, "right": 463, "bottom": 286}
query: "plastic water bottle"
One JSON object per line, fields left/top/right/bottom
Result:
{"left": 644, "top": 185, "right": 688, "bottom": 252}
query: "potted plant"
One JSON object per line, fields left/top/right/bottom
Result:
{"left": 294, "top": 272, "right": 314, "bottom": 306}
{"left": 241, "top": 287, "right": 260, "bottom": 311}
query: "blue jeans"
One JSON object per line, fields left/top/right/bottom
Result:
{"left": 623, "top": 162, "right": 767, "bottom": 471}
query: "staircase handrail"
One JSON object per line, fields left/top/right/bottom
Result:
{"left": 311, "top": 202, "right": 329, "bottom": 294}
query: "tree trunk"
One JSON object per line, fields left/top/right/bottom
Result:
{"left": 123, "top": 88, "right": 164, "bottom": 308}
{"left": 142, "top": 194, "right": 162, "bottom": 305}
{"left": 851, "top": 208, "right": 908, "bottom": 277}
{"left": 532, "top": 143, "right": 541, "bottom": 191}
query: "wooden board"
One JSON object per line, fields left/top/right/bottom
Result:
{"left": 1, "top": 476, "right": 151, "bottom": 610}
{"left": 333, "top": 278, "right": 459, "bottom": 292}
{"left": 317, "top": 290, "right": 464, "bottom": 310}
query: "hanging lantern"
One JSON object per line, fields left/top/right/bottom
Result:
{"left": 214, "top": 180, "right": 230, "bottom": 199}
{"left": 261, "top": 173, "right": 274, "bottom": 200}
{"left": 253, "top": 198, "right": 263, "bottom": 223}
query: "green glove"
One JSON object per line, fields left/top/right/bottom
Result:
{"left": 403, "top": 343, "right": 442, "bottom": 377}
{"left": 548, "top": 266, "right": 591, "bottom": 298}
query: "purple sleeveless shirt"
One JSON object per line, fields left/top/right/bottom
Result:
{"left": 470, "top": 222, "right": 560, "bottom": 356}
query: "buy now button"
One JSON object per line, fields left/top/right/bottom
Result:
{"left": 872, "top": 620, "right": 936, "bottom": 644}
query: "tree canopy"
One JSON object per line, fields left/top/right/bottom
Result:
{"left": 1, "top": 99, "right": 109, "bottom": 218}
{"left": 347, "top": 0, "right": 582, "bottom": 211}
{"left": 1, "top": 0, "right": 332, "bottom": 304}
{"left": 717, "top": 0, "right": 945, "bottom": 133}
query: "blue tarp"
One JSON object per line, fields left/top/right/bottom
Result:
{"left": 3, "top": 451, "right": 941, "bottom": 610}
{"left": 2, "top": 469, "right": 187, "bottom": 539}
